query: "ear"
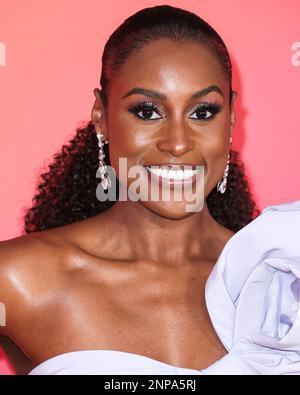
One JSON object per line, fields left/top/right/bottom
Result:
{"left": 91, "top": 88, "right": 109, "bottom": 140}
{"left": 230, "top": 90, "right": 238, "bottom": 128}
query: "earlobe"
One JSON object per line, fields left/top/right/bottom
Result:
{"left": 231, "top": 90, "right": 238, "bottom": 104}
{"left": 91, "top": 104, "right": 102, "bottom": 133}
{"left": 93, "top": 87, "right": 101, "bottom": 99}
{"left": 91, "top": 88, "right": 107, "bottom": 137}
{"left": 230, "top": 90, "right": 238, "bottom": 128}
{"left": 91, "top": 102, "right": 101, "bottom": 125}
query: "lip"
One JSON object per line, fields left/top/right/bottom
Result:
{"left": 144, "top": 165, "right": 199, "bottom": 187}
{"left": 143, "top": 163, "right": 199, "bottom": 171}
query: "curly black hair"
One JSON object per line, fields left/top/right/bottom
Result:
{"left": 22, "top": 5, "right": 260, "bottom": 234}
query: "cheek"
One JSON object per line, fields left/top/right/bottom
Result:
{"left": 107, "top": 128, "right": 150, "bottom": 182}
{"left": 109, "top": 107, "right": 148, "bottom": 148}
{"left": 203, "top": 122, "right": 230, "bottom": 162}
{"left": 201, "top": 120, "right": 231, "bottom": 188}
{"left": 108, "top": 109, "right": 157, "bottom": 167}
{"left": 108, "top": 131, "right": 148, "bottom": 170}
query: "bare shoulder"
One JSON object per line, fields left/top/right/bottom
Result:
{"left": 0, "top": 227, "right": 78, "bottom": 337}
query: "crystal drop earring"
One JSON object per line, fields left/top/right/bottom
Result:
{"left": 217, "top": 128, "right": 233, "bottom": 194}
{"left": 96, "top": 130, "right": 111, "bottom": 191}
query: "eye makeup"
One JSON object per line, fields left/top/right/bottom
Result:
{"left": 127, "top": 100, "right": 222, "bottom": 121}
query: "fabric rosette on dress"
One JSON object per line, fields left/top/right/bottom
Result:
{"left": 202, "top": 199, "right": 300, "bottom": 375}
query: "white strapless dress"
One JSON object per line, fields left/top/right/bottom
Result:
{"left": 29, "top": 199, "right": 300, "bottom": 375}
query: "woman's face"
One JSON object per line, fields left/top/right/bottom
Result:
{"left": 93, "top": 38, "right": 237, "bottom": 219}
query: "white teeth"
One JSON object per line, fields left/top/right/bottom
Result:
{"left": 146, "top": 167, "right": 197, "bottom": 180}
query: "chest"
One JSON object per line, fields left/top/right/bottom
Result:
{"left": 16, "top": 261, "right": 227, "bottom": 369}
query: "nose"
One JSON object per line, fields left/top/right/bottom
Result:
{"left": 156, "top": 122, "right": 195, "bottom": 157}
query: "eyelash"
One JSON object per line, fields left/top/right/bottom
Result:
{"left": 128, "top": 100, "right": 222, "bottom": 121}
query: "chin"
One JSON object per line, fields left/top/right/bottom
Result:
{"left": 141, "top": 199, "right": 204, "bottom": 220}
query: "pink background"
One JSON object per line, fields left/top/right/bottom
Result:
{"left": 0, "top": 0, "right": 299, "bottom": 375}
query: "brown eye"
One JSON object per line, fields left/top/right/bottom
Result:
{"left": 138, "top": 107, "right": 161, "bottom": 120}
{"left": 193, "top": 109, "right": 213, "bottom": 119}
{"left": 128, "top": 101, "right": 163, "bottom": 120}
{"left": 190, "top": 103, "right": 222, "bottom": 121}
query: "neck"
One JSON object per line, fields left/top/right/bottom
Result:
{"left": 97, "top": 198, "right": 228, "bottom": 265}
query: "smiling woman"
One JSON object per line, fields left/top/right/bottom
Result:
{"left": 23, "top": 8, "right": 258, "bottom": 233}
{"left": 3, "top": 4, "right": 299, "bottom": 376}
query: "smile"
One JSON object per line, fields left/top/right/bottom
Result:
{"left": 145, "top": 166, "right": 198, "bottom": 180}
{"left": 144, "top": 165, "right": 202, "bottom": 185}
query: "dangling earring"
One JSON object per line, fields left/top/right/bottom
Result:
{"left": 96, "top": 130, "right": 111, "bottom": 191}
{"left": 217, "top": 128, "right": 233, "bottom": 194}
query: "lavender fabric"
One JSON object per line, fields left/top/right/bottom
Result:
{"left": 202, "top": 198, "right": 300, "bottom": 375}
{"left": 29, "top": 199, "right": 300, "bottom": 375}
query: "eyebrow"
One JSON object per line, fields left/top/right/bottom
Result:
{"left": 121, "top": 85, "right": 224, "bottom": 100}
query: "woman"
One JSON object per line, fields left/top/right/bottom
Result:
{"left": 0, "top": 5, "right": 299, "bottom": 375}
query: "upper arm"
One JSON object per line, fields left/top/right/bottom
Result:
{"left": 0, "top": 240, "right": 19, "bottom": 336}
{"left": 0, "top": 234, "right": 41, "bottom": 337}
{"left": 0, "top": 232, "right": 63, "bottom": 338}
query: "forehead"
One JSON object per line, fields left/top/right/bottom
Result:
{"left": 110, "top": 39, "right": 227, "bottom": 100}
